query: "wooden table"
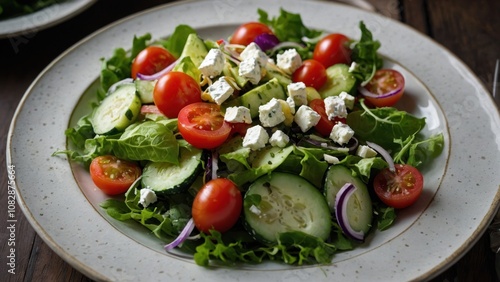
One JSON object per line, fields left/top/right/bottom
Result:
{"left": 1, "top": 0, "right": 498, "bottom": 281}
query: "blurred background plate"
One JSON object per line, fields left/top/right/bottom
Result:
{"left": 0, "top": 0, "right": 96, "bottom": 39}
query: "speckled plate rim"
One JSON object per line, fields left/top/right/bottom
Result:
{"left": 7, "top": 0, "right": 500, "bottom": 281}
{"left": 0, "top": 0, "right": 96, "bottom": 39}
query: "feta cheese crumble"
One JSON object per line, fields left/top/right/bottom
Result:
{"left": 269, "top": 130, "right": 289, "bottom": 148}
{"left": 277, "top": 49, "right": 302, "bottom": 74}
{"left": 287, "top": 82, "right": 307, "bottom": 106}
{"left": 139, "top": 188, "right": 157, "bottom": 208}
{"left": 356, "top": 145, "right": 378, "bottom": 158}
{"left": 330, "top": 123, "right": 354, "bottom": 145}
{"left": 259, "top": 98, "right": 286, "bottom": 127}
{"left": 243, "top": 125, "right": 269, "bottom": 150}
{"left": 198, "top": 48, "right": 225, "bottom": 78}
{"left": 239, "top": 57, "right": 261, "bottom": 85}
{"left": 324, "top": 95, "right": 347, "bottom": 119}
{"left": 207, "top": 77, "right": 234, "bottom": 105}
{"left": 294, "top": 105, "right": 320, "bottom": 132}
{"left": 224, "top": 106, "right": 252, "bottom": 124}
{"left": 339, "top": 91, "right": 355, "bottom": 110}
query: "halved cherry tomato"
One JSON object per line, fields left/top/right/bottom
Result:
{"left": 363, "top": 69, "right": 405, "bottom": 107}
{"left": 89, "top": 155, "right": 141, "bottom": 195}
{"left": 373, "top": 164, "right": 424, "bottom": 209}
{"left": 292, "top": 59, "right": 327, "bottom": 90}
{"left": 229, "top": 22, "right": 274, "bottom": 46}
{"left": 192, "top": 178, "right": 242, "bottom": 233}
{"left": 313, "top": 33, "right": 351, "bottom": 68}
{"left": 309, "top": 99, "right": 346, "bottom": 137}
{"left": 131, "top": 46, "right": 176, "bottom": 79}
{"left": 177, "top": 102, "right": 232, "bottom": 149}
{"left": 153, "top": 71, "right": 202, "bottom": 118}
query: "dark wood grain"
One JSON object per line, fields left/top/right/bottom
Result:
{"left": 1, "top": 0, "right": 498, "bottom": 281}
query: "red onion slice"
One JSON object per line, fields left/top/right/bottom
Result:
{"left": 136, "top": 59, "right": 179, "bottom": 81}
{"left": 254, "top": 33, "right": 280, "bottom": 51}
{"left": 366, "top": 141, "right": 395, "bottom": 172}
{"left": 334, "top": 183, "right": 365, "bottom": 241}
{"left": 164, "top": 218, "right": 196, "bottom": 251}
{"left": 358, "top": 85, "right": 402, "bottom": 99}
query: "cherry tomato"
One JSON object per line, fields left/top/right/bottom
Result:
{"left": 153, "top": 71, "right": 202, "bottom": 118}
{"left": 131, "top": 46, "right": 176, "bottom": 79}
{"left": 309, "top": 99, "right": 346, "bottom": 137}
{"left": 229, "top": 22, "right": 274, "bottom": 46}
{"left": 373, "top": 164, "right": 424, "bottom": 209}
{"left": 363, "top": 69, "right": 405, "bottom": 107}
{"left": 313, "top": 33, "right": 351, "bottom": 68}
{"left": 89, "top": 155, "right": 141, "bottom": 195}
{"left": 292, "top": 59, "right": 327, "bottom": 90}
{"left": 192, "top": 178, "right": 243, "bottom": 233}
{"left": 177, "top": 102, "right": 232, "bottom": 149}
{"left": 229, "top": 122, "right": 250, "bottom": 137}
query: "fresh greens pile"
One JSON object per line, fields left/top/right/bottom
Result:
{"left": 0, "top": 0, "right": 67, "bottom": 19}
{"left": 55, "top": 8, "right": 444, "bottom": 266}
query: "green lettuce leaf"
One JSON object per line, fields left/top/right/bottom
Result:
{"left": 350, "top": 21, "right": 383, "bottom": 85}
{"left": 111, "top": 121, "right": 179, "bottom": 164}
{"left": 160, "top": 24, "right": 196, "bottom": 58}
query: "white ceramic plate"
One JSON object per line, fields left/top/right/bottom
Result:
{"left": 8, "top": 0, "right": 500, "bottom": 281}
{"left": 0, "top": 0, "right": 96, "bottom": 39}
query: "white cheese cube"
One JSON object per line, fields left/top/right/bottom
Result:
{"left": 339, "top": 91, "right": 356, "bottom": 110}
{"left": 286, "top": 96, "right": 296, "bottom": 114}
{"left": 269, "top": 130, "right": 289, "bottom": 148}
{"left": 324, "top": 95, "right": 347, "bottom": 119}
{"left": 199, "top": 48, "right": 225, "bottom": 78}
{"left": 348, "top": 61, "right": 358, "bottom": 73}
{"left": 287, "top": 82, "right": 307, "bottom": 106}
{"left": 242, "top": 125, "right": 269, "bottom": 150}
{"left": 277, "top": 49, "right": 302, "bottom": 74}
{"left": 207, "top": 77, "right": 234, "bottom": 105}
{"left": 224, "top": 106, "right": 252, "bottom": 124}
{"left": 356, "top": 145, "right": 378, "bottom": 158}
{"left": 240, "top": 42, "right": 268, "bottom": 67}
{"left": 139, "top": 188, "right": 157, "bottom": 208}
{"left": 259, "top": 98, "right": 286, "bottom": 127}
{"left": 294, "top": 105, "right": 320, "bottom": 132}
{"left": 330, "top": 123, "right": 354, "bottom": 145}
{"left": 323, "top": 154, "right": 340, "bottom": 165}
{"left": 238, "top": 57, "right": 261, "bottom": 85}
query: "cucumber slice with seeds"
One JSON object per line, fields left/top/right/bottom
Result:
{"left": 243, "top": 172, "right": 331, "bottom": 244}
{"left": 92, "top": 83, "right": 141, "bottom": 135}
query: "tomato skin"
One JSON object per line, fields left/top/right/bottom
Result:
{"left": 89, "top": 155, "right": 141, "bottom": 195}
{"left": 308, "top": 99, "right": 346, "bottom": 137}
{"left": 363, "top": 69, "right": 405, "bottom": 107}
{"left": 292, "top": 59, "right": 327, "bottom": 90}
{"left": 313, "top": 33, "right": 351, "bottom": 68}
{"left": 177, "top": 102, "right": 232, "bottom": 149}
{"left": 230, "top": 122, "right": 250, "bottom": 137}
{"left": 229, "top": 22, "right": 274, "bottom": 46}
{"left": 131, "top": 46, "right": 176, "bottom": 79}
{"left": 192, "top": 178, "right": 243, "bottom": 233}
{"left": 153, "top": 71, "right": 202, "bottom": 118}
{"left": 373, "top": 164, "right": 424, "bottom": 209}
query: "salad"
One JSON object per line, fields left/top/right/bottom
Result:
{"left": 54, "top": 8, "right": 444, "bottom": 266}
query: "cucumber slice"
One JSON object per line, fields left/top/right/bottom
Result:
{"left": 134, "top": 79, "right": 156, "bottom": 104}
{"left": 178, "top": 33, "right": 208, "bottom": 67}
{"left": 319, "top": 64, "right": 357, "bottom": 98}
{"left": 224, "top": 78, "right": 286, "bottom": 118}
{"left": 243, "top": 172, "right": 331, "bottom": 243}
{"left": 141, "top": 147, "right": 204, "bottom": 195}
{"left": 92, "top": 83, "right": 141, "bottom": 135}
{"left": 323, "top": 165, "right": 372, "bottom": 235}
